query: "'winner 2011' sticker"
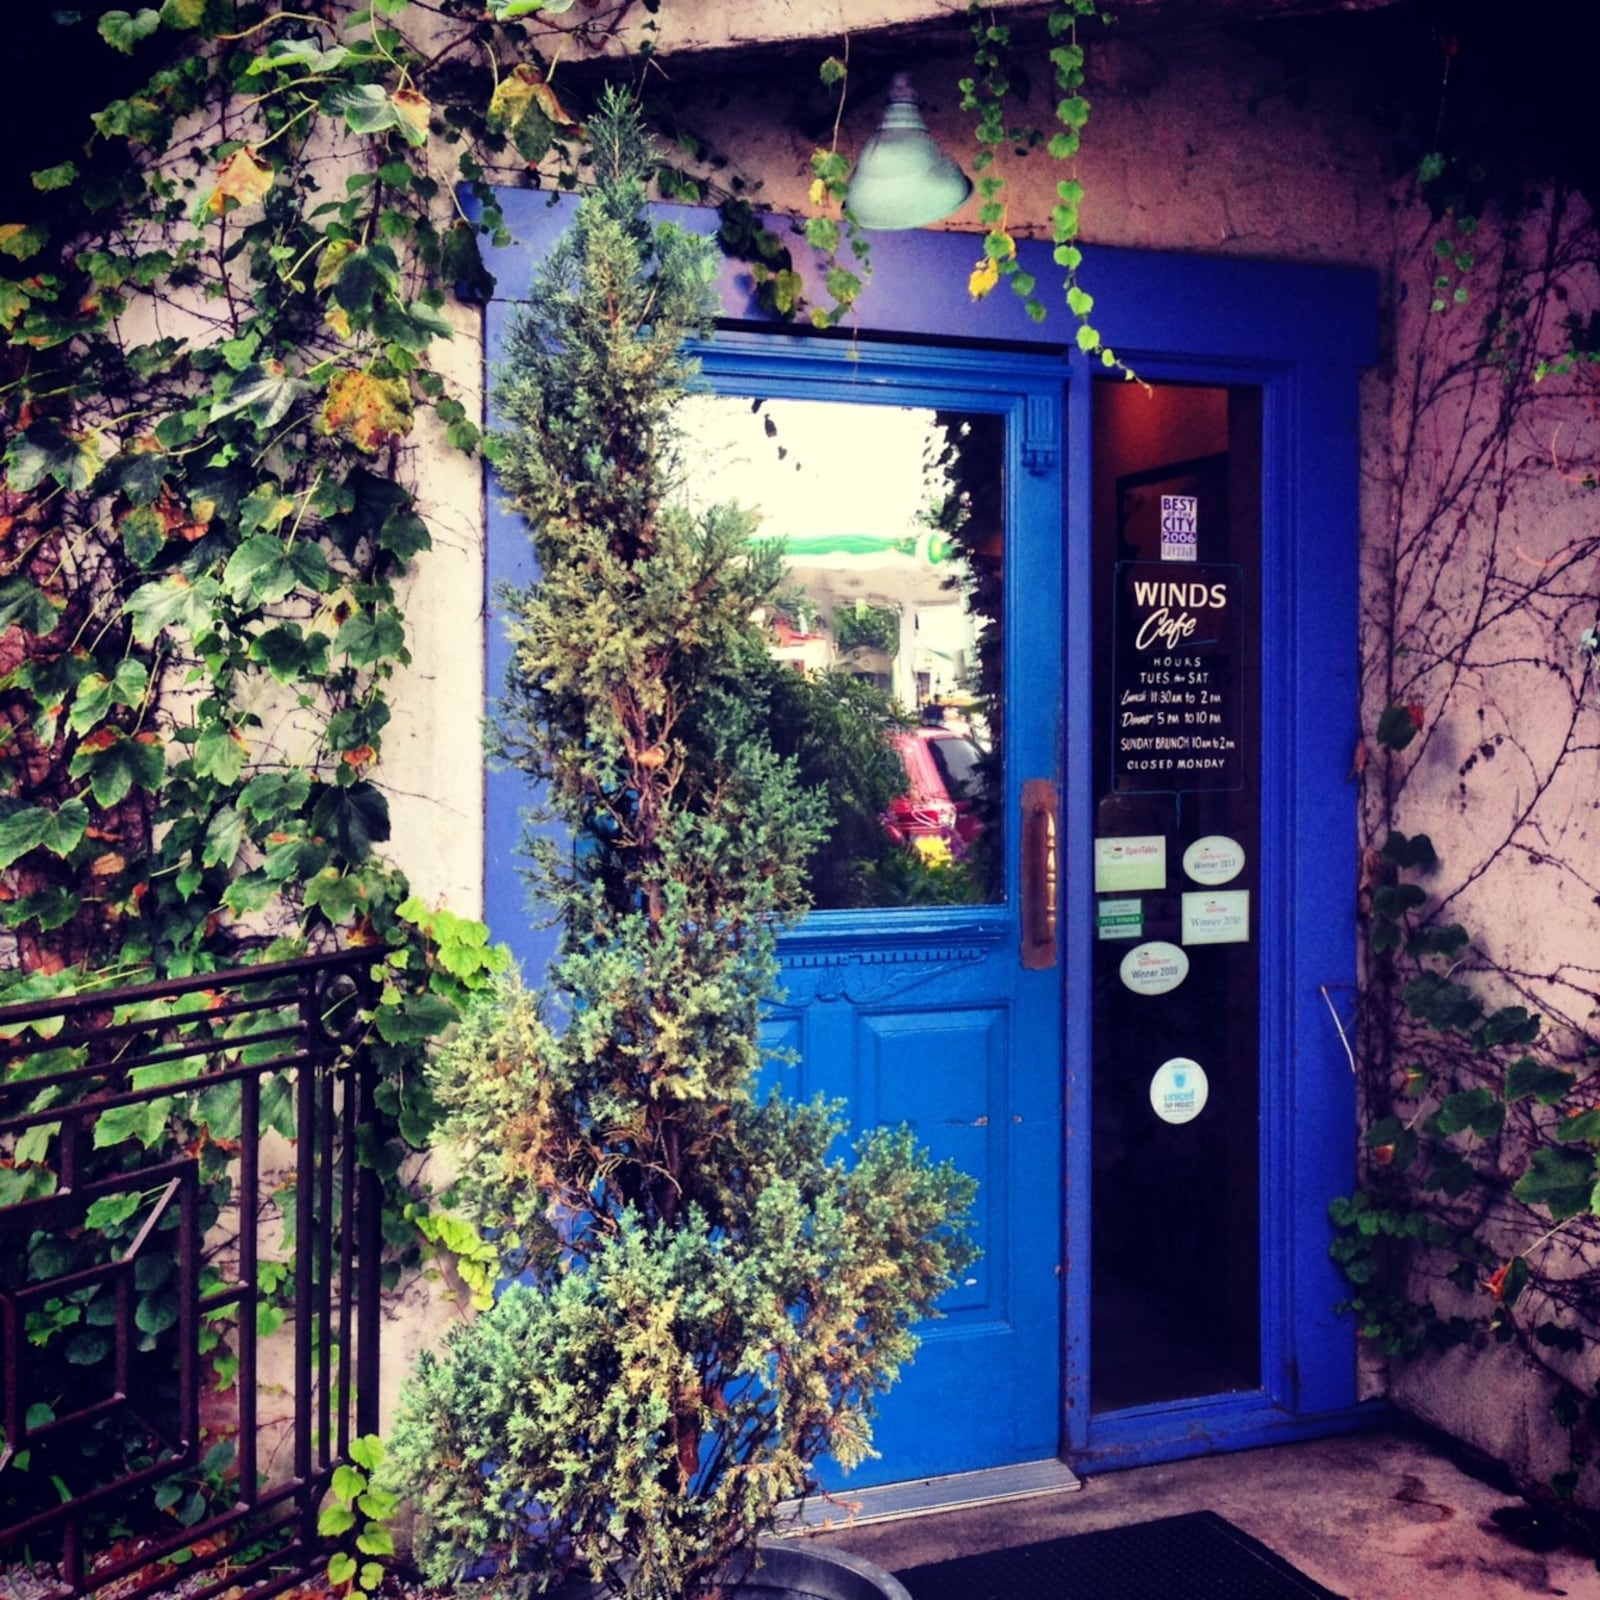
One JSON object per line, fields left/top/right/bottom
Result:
{"left": 1118, "top": 940, "right": 1189, "bottom": 997}
{"left": 1182, "top": 834, "right": 1245, "bottom": 886}
{"left": 1150, "top": 1058, "right": 1209, "bottom": 1124}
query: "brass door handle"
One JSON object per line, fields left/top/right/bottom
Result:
{"left": 1020, "top": 778, "right": 1059, "bottom": 970}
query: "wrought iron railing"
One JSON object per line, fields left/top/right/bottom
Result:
{"left": 0, "top": 949, "right": 382, "bottom": 1600}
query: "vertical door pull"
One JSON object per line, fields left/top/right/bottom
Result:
{"left": 1020, "top": 778, "right": 1059, "bottom": 970}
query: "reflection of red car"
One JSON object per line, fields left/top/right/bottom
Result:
{"left": 884, "top": 728, "right": 987, "bottom": 854}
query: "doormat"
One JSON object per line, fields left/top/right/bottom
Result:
{"left": 894, "top": 1510, "right": 1346, "bottom": 1600}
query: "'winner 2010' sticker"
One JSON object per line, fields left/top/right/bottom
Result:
{"left": 1150, "top": 1058, "right": 1209, "bottom": 1125}
{"left": 1118, "top": 940, "right": 1189, "bottom": 997}
{"left": 1182, "top": 834, "right": 1245, "bottom": 886}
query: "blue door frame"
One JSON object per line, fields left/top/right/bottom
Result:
{"left": 478, "top": 192, "right": 1378, "bottom": 1477}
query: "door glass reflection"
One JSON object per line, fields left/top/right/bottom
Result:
{"left": 678, "top": 395, "right": 1005, "bottom": 910}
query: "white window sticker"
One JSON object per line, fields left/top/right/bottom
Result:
{"left": 1160, "top": 494, "right": 1198, "bottom": 562}
{"left": 1181, "top": 834, "right": 1245, "bottom": 886}
{"left": 1118, "top": 941, "right": 1190, "bottom": 996}
{"left": 1181, "top": 889, "right": 1250, "bottom": 945}
{"left": 1094, "top": 835, "right": 1166, "bottom": 893}
{"left": 1150, "top": 1057, "right": 1209, "bottom": 1125}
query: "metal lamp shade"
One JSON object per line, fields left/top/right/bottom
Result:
{"left": 846, "top": 73, "right": 972, "bottom": 231}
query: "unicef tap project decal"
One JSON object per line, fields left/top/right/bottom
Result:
{"left": 1149, "top": 1057, "right": 1209, "bottom": 1125}
{"left": 1182, "top": 834, "right": 1245, "bottom": 886}
{"left": 1118, "top": 941, "right": 1190, "bottom": 997}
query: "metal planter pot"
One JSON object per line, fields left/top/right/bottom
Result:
{"left": 551, "top": 1542, "right": 911, "bottom": 1600}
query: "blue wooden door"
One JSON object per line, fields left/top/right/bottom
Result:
{"left": 691, "top": 336, "right": 1066, "bottom": 1487}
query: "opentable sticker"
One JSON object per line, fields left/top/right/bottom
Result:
{"left": 1118, "top": 940, "right": 1189, "bottom": 997}
{"left": 1094, "top": 835, "right": 1166, "bottom": 893}
{"left": 1160, "top": 494, "right": 1198, "bottom": 562}
{"left": 1182, "top": 834, "right": 1245, "bottom": 886}
{"left": 1150, "top": 1057, "right": 1209, "bottom": 1125}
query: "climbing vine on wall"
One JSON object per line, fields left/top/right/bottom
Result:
{"left": 1339, "top": 155, "right": 1600, "bottom": 1516}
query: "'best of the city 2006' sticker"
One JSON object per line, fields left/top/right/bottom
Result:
{"left": 1181, "top": 834, "right": 1245, "bottom": 886}
{"left": 1118, "top": 940, "right": 1190, "bottom": 996}
{"left": 1150, "top": 1057, "right": 1209, "bottom": 1124}
{"left": 1160, "top": 494, "right": 1198, "bottom": 562}
{"left": 1181, "top": 889, "right": 1250, "bottom": 945}
{"left": 1094, "top": 835, "right": 1166, "bottom": 893}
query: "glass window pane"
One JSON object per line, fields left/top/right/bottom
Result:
{"left": 1089, "top": 378, "right": 1263, "bottom": 1412}
{"left": 677, "top": 394, "right": 1005, "bottom": 910}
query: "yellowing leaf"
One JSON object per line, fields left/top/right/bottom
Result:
{"left": 968, "top": 256, "right": 1000, "bottom": 301}
{"left": 488, "top": 64, "right": 579, "bottom": 164}
{"left": 208, "top": 147, "right": 274, "bottom": 216}
{"left": 325, "top": 305, "right": 352, "bottom": 341}
{"left": 321, "top": 368, "right": 414, "bottom": 453}
{"left": 392, "top": 88, "right": 431, "bottom": 146}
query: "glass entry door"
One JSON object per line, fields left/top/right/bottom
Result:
{"left": 1088, "top": 378, "right": 1264, "bottom": 1413}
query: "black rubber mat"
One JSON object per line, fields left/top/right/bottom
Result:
{"left": 895, "top": 1510, "right": 1346, "bottom": 1600}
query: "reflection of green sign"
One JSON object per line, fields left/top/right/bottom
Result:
{"left": 752, "top": 530, "right": 952, "bottom": 563}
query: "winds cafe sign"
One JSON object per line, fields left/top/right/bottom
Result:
{"left": 1111, "top": 562, "right": 1244, "bottom": 792}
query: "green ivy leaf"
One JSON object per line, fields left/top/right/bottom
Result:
{"left": 7, "top": 422, "right": 103, "bottom": 492}
{"left": 248, "top": 37, "right": 353, "bottom": 76}
{"left": 1504, "top": 1057, "right": 1573, "bottom": 1106}
{"left": 32, "top": 161, "right": 81, "bottom": 192}
{"left": 249, "top": 624, "right": 330, "bottom": 681}
{"left": 356, "top": 1524, "right": 394, "bottom": 1558}
{"left": 99, "top": 8, "right": 162, "bottom": 52}
{"left": 311, "top": 782, "right": 390, "bottom": 861}
{"left": 194, "top": 724, "right": 249, "bottom": 785}
{"left": 1513, "top": 1147, "right": 1598, "bottom": 1221}
{"left": 335, "top": 609, "right": 407, "bottom": 666}
{"left": 224, "top": 535, "right": 298, "bottom": 604}
{"left": 1375, "top": 703, "right": 1421, "bottom": 751}
{"left": 210, "top": 361, "right": 308, "bottom": 430}
{"left": 0, "top": 575, "right": 64, "bottom": 636}
{"left": 93, "top": 1098, "right": 172, "bottom": 1150}
{"left": 125, "top": 574, "right": 225, "bottom": 644}
{"left": 374, "top": 991, "right": 457, "bottom": 1045}
{"left": 201, "top": 805, "right": 245, "bottom": 869}
{"left": 0, "top": 800, "right": 90, "bottom": 870}
{"left": 1430, "top": 1087, "right": 1504, "bottom": 1140}
{"left": 68, "top": 732, "right": 166, "bottom": 808}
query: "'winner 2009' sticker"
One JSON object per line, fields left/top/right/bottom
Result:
{"left": 1118, "top": 941, "right": 1189, "bottom": 997}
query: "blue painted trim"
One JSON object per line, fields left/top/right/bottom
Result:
{"left": 474, "top": 192, "right": 1375, "bottom": 369}
{"left": 1075, "top": 1398, "right": 1392, "bottom": 1474}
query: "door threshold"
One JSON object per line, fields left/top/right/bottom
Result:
{"left": 786, "top": 1459, "right": 1083, "bottom": 1530}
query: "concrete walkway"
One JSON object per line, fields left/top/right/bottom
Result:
{"left": 814, "top": 1428, "right": 1599, "bottom": 1598}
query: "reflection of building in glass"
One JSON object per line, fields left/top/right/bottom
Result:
{"left": 677, "top": 393, "right": 1003, "bottom": 909}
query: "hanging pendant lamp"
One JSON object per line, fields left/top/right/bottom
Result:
{"left": 845, "top": 72, "right": 972, "bottom": 231}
